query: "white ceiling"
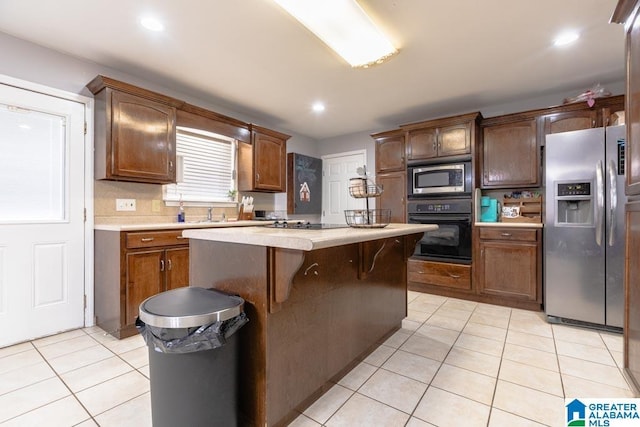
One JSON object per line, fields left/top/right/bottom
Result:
{"left": 0, "top": 0, "right": 626, "bottom": 140}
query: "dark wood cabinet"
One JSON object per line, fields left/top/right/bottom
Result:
{"left": 540, "top": 95, "right": 626, "bottom": 135}
{"left": 87, "top": 76, "right": 180, "bottom": 184}
{"left": 238, "top": 125, "right": 289, "bottom": 192}
{"left": 95, "top": 229, "right": 189, "bottom": 338}
{"left": 481, "top": 118, "right": 539, "bottom": 188}
{"left": 475, "top": 227, "right": 541, "bottom": 305}
{"left": 373, "top": 130, "right": 405, "bottom": 173}
{"left": 125, "top": 250, "right": 164, "bottom": 326}
{"left": 402, "top": 112, "right": 481, "bottom": 162}
{"left": 376, "top": 172, "right": 406, "bottom": 223}
{"left": 541, "top": 109, "right": 598, "bottom": 134}
{"left": 408, "top": 259, "right": 472, "bottom": 291}
{"left": 613, "top": 0, "right": 640, "bottom": 395}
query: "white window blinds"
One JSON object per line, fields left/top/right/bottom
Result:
{"left": 163, "top": 127, "right": 236, "bottom": 203}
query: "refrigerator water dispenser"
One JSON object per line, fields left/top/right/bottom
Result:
{"left": 555, "top": 182, "right": 593, "bottom": 226}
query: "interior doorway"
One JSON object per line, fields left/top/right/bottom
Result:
{"left": 321, "top": 150, "right": 368, "bottom": 224}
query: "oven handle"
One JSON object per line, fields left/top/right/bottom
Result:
{"left": 408, "top": 215, "right": 471, "bottom": 223}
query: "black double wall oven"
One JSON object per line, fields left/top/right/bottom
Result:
{"left": 407, "top": 160, "right": 472, "bottom": 264}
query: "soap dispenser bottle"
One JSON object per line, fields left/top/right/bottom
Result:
{"left": 177, "top": 194, "right": 185, "bottom": 223}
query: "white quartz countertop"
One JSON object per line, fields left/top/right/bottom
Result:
{"left": 183, "top": 223, "right": 438, "bottom": 251}
{"left": 474, "top": 221, "right": 543, "bottom": 228}
{"left": 94, "top": 220, "right": 273, "bottom": 231}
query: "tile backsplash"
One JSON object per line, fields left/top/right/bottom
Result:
{"left": 94, "top": 180, "right": 239, "bottom": 224}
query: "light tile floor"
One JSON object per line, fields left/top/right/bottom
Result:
{"left": 0, "top": 291, "right": 636, "bottom": 426}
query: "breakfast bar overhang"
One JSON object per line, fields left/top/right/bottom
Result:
{"left": 183, "top": 224, "right": 437, "bottom": 427}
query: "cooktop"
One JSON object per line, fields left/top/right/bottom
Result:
{"left": 265, "top": 221, "right": 348, "bottom": 230}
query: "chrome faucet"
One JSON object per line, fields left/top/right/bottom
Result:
{"left": 207, "top": 207, "right": 213, "bottom": 222}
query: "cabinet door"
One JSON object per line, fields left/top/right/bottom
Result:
{"left": 253, "top": 131, "right": 286, "bottom": 191}
{"left": 376, "top": 172, "right": 406, "bottom": 223}
{"left": 407, "top": 128, "right": 437, "bottom": 160}
{"left": 477, "top": 241, "right": 538, "bottom": 301}
{"left": 542, "top": 110, "right": 598, "bottom": 135}
{"left": 375, "top": 134, "right": 405, "bottom": 173}
{"left": 627, "top": 8, "right": 640, "bottom": 195}
{"left": 125, "top": 250, "right": 163, "bottom": 325}
{"left": 482, "top": 119, "right": 538, "bottom": 188}
{"left": 166, "top": 247, "right": 189, "bottom": 290}
{"left": 438, "top": 123, "right": 471, "bottom": 156}
{"left": 111, "top": 90, "right": 176, "bottom": 183}
{"left": 626, "top": 201, "right": 640, "bottom": 389}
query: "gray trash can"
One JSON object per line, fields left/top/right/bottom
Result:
{"left": 136, "top": 287, "right": 248, "bottom": 427}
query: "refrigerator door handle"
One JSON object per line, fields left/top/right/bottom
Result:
{"left": 608, "top": 159, "right": 617, "bottom": 246}
{"left": 595, "top": 160, "right": 604, "bottom": 247}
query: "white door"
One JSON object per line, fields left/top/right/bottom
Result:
{"left": 322, "top": 150, "right": 367, "bottom": 224}
{"left": 0, "top": 83, "right": 86, "bottom": 347}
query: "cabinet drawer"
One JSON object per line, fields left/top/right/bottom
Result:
{"left": 125, "top": 230, "right": 188, "bottom": 249}
{"left": 479, "top": 228, "right": 537, "bottom": 242}
{"left": 408, "top": 259, "right": 471, "bottom": 290}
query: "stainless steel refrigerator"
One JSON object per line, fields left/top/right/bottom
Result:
{"left": 544, "top": 125, "right": 626, "bottom": 328}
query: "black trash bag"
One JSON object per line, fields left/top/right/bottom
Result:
{"left": 136, "top": 312, "right": 248, "bottom": 354}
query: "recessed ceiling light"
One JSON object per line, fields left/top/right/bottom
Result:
{"left": 553, "top": 31, "right": 579, "bottom": 47}
{"left": 312, "top": 102, "right": 326, "bottom": 113}
{"left": 140, "top": 16, "right": 165, "bottom": 32}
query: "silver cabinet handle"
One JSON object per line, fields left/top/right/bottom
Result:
{"left": 176, "top": 236, "right": 187, "bottom": 240}
{"left": 169, "top": 160, "right": 174, "bottom": 171}
{"left": 500, "top": 232, "right": 512, "bottom": 237}
{"left": 141, "top": 237, "right": 154, "bottom": 242}
{"left": 160, "top": 259, "right": 165, "bottom": 272}
{"left": 304, "top": 262, "right": 319, "bottom": 276}
{"left": 167, "top": 259, "right": 172, "bottom": 270}
{"left": 256, "top": 173, "right": 260, "bottom": 182}
{"left": 448, "top": 273, "right": 461, "bottom": 279}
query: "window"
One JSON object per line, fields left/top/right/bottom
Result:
{"left": 163, "top": 127, "right": 236, "bottom": 204}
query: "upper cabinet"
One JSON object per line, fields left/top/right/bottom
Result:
{"left": 401, "top": 112, "right": 481, "bottom": 162}
{"left": 539, "top": 95, "right": 625, "bottom": 136}
{"left": 373, "top": 130, "right": 406, "bottom": 173}
{"left": 238, "top": 124, "right": 290, "bottom": 192}
{"left": 480, "top": 96, "right": 625, "bottom": 189}
{"left": 481, "top": 117, "right": 539, "bottom": 188}
{"left": 87, "top": 76, "right": 182, "bottom": 184}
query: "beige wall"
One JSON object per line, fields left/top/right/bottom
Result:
{"left": 94, "top": 180, "right": 237, "bottom": 224}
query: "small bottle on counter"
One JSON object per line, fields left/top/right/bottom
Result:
{"left": 177, "top": 194, "right": 185, "bottom": 223}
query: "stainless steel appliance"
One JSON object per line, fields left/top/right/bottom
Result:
{"left": 408, "top": 161, "right": 472, "bottom": 198}
{"left": 266, "top": 221, "right": 348, "bottom": 229}
{"left": 544, "top": 125, "right": 626, "bottom": 328}
{"left": 408, "top": 199, "right": 472, "bottom": 264}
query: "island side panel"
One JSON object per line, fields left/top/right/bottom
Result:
{"left": 189, "top": 235, "right": 414, "bottom": 427}
{"left": 188, "top": 239, "right": 269, "bottom": 427}
{"left": 267, "top": 236, "right": 409, "bottom": 427}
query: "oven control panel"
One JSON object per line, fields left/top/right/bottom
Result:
{"left": 408, "top": 199, "right": 472, "bottom": 214}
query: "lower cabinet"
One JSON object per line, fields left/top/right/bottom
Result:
{"left": 95, "top": 229, "right": 189, "bottom": 338}
{"left": 408, "top": 259, "right": 471, "bottom": 291}
{"left": 407, "top": 225, "right": 542, "bottom": 310}
{"left": 475, "top": 226, "right": 542, "bottom": 308}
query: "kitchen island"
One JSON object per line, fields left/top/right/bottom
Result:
{"left": 183, "top": 224, "right": 436, "bottom": 427}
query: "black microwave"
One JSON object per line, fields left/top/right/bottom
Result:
{"left": 408, "top": 162, "right": 472, "bottom": 197}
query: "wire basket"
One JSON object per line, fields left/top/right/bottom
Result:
{"left": 344, "top": 209, "right": 391, "bottom": 228}
{"left": 348, "top": 178, "right": 383, "bottom": 198}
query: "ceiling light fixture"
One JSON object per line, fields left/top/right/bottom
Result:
{"left": 312, "top": 102, "right": 326, "bottom": 112}
{"left": 553, "top": 31, "right": 580, "bottom": 47}
{"left": 273, "top": 0, "right": 397, "bottom": 68}
{"left": 140, "top": 16, "right": 165, "bottom": 32}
